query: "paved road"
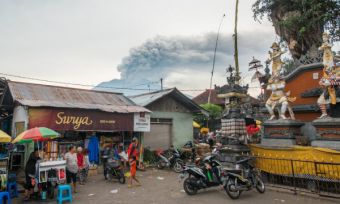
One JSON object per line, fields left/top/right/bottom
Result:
{"left": 16, "top": 168, "right": 339, "bottom": 204}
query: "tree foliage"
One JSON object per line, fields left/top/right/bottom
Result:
{"left": 200, "top": 103, "right": 223, "bottom": 119}
{"left": 252, "top": 0, "right": 339, "bottom": 60}
{"left": 282, "top": 57, "right": 295, "bottom": 74}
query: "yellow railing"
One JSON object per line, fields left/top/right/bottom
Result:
{"left": 250, "top": 145, "right": 340, "bottom": 180}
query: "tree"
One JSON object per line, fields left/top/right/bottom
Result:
{"left": 200, "top": 103, "right": 223, "bottom": 119}
{"left": 252, "top": 0, "right": 339, "bottom": 61}
{"left": 194, "top": 103, "right": 223, "bottom": 130}
{"left": 282, "top": 57, "right": 295, "bottom": 74}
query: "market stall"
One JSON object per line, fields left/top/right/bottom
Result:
{"left": 13, "top": 127, "right": 66, "bottom": 200}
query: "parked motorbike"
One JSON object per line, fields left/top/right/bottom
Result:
{"left": 105, "top": 158, "right": 126, "bottom": 184}
{"left": 181, "top": 155, "right": 225, "bottom": 195}
{"left": 156, "top": 148, "right": 184, "bottom": 173}
{"left": 224, "top": 157, "right": 265, "bottom": 199}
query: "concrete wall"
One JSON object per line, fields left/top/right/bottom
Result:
{"left": 151, "top": 111, "right": 193, "bottom": 148}
{"left": 12, "top": 105, "right": 33, "bottom": 163}
{"left": 11, "top": 105, "right": 29, "bottom": 136}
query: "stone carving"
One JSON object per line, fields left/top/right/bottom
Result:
{"left": 265, "top": 43, "right": 296, "bottom": 120}
{"left": 317, "top": 33, "right": 340, "bottom": 119}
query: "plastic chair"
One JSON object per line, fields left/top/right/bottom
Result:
{"left": 57, "top": 185, "right": 72, "bottom": 204}
{"left": 0, "top": 191, "right": 11, "bottom": 204}
{"left": 6, "top": 181, "right": 18, "bottom": 198}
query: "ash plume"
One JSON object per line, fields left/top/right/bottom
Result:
{"left": 97, "top": 31, "right": 273, "bottom": 95}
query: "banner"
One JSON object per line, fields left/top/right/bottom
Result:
{"left": 28, "top": 108, "right": 134, "bottom": 131}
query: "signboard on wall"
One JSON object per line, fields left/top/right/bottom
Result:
{"left": 28, "top": 108, "right": 134, "bottom": 131}
{"left": 133, "top": 112, "right": 150, "bottom": 132}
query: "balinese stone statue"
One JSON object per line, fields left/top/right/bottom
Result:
{"left": 266, "top": 42, "right": 296, "bottom": 120}
{"left": 317, "top": 33, "right": 340, "bottom": 119}
{"left": 268, "top": 42, "right": 285, "bottom": 82}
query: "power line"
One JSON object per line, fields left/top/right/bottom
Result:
{"left": 0, "top": 72, "right": 158, "bottom": 91}
{"left": 133, "top": 81, "right": 159, "bottom": 87}
{"left": 0, "top": 72, "right": 261, "bottom": 92}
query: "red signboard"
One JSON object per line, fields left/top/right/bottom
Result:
{"left": 28, "top": 108, "right": 134, "bottom": 131}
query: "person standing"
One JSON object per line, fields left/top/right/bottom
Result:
{"left": 127, "top": 138, "right": 139, "bottom": 161}
{"left": 64, "top": 146, "right": 78, "bottom": 193}
{"left": 24, "top": 150, "right": 40, "bottom": 201}
{"left": 128, "top": 155, "right": 140, "bottom": 188}
{"left": 77, "top": 147, "right": 85, "bottom": 185}
{"left": 127, "top": 138, "right": 141, "bottom": 187}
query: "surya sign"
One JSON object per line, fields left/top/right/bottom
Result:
{"left": 55, "top": 112, "right": 94, "bottom": 130}
{"left": 28, "top": 108, "right": 133, "bottom": 131}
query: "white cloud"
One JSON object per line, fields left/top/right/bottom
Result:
{"left": 0, "top": 0, "right": 275, "bottom": 93}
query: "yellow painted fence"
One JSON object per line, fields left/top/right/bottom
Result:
{"left": 250, "top": 145, "right": 340, "bottom": 180}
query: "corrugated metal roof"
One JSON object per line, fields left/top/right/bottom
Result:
{"left": 129, "top": 88, "right": 208, "bottom": 115}
{"left": 129, "top": 89, "right": 173, "bottom": 106}
{"left": 7, "top": 81, "right": 150, "bottom": 113}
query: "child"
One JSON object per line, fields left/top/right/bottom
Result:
{"left": 128, "top": 156, "right": 140, "bottom": 188}
{"left": 83, "top": 149, "right": 90, "bottom": 183}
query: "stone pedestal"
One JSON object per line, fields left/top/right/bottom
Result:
{"left": 312, "top": 118, "right": 340, "bottom": 150}
{"left": 261, "top": 119, "right": 305, "bottom": 147}
{"left": 218, "top": 144, "right": 250, "bottom": 168}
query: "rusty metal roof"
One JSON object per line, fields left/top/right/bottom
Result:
{"left": 7, "top": 81, "right": 150, "bottom": 113}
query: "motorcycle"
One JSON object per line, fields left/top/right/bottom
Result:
{"left": 105, "top": 158, "right": 126, "bottom": 184}
{"left": 156, "top": 148, "right": 184, "bottom": 173}
{"left": 181, "top": 155, "right": 225, "bottom": 195}
{"left": 224, "top": 157, "right": 265, "bottom": 199}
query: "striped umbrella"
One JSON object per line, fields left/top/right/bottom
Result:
{"left": 12, "top": 127, "right": 60, "bottom": 144}
{"left": 0, "top": 130, "right": 11, "bottom": 143}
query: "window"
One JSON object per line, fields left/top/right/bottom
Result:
{"left": 150, "top": 118, "right": 172, "bottom": 124}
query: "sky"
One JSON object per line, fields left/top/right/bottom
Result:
{"left": 0, "top": 0, "right": 283, "bottom": 97}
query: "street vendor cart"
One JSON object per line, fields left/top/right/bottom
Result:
{"left": 12, "top": 127, "right": 66, "bottom": 200}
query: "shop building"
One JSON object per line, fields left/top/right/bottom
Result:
{"left": 0, "top": 79, "right": 150, "bottom": 169}
{"left": 129, "top": 88, "right": 207, "bottom": 150}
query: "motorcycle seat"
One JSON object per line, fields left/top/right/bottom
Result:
{"left": 225, "top": 169, "right": 242, "bottom": 175}
{"left": 235, "top": 157, "right": 252, "bottom": 164}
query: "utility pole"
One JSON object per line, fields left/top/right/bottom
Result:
{"left": 160, "top": 78, "right": 163, "bottom": 90}
{"left": 234, "top": 0, "right": 240, "bottom": 84}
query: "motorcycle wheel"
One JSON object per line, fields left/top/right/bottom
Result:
{"left": 118, "top": 174, "right": 126, "bottom": 184}
{"left": 173, "top": 160, "right": 183, "bottom": 173}
{"left": 225, "top": 178, "right": 242, "bottom": 200}
{"left": 183, "top": 178, "right": 198, "bottom": 195}
{"left": 255, "top": 176, "right": 265, "bottom": 193}
{"left": 106, "top": 171, "right": 112, "bottom": 181}
{"left": 157, "top": 160, "right": 166, "bottom": 169}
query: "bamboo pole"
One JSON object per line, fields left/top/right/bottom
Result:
{"left": 234, "top": 0, "right": 240, "bottom": 84}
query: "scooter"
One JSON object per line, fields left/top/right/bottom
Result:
{"left": 105, "top": 158, "right": 126, "bottom": 184}
{"left": 224, "top": 157, "right": 265, "bottom": 199}
{"left": 181, "top": 155, "right": 226, "bottom": 195}
{"left": 156, "top": 148, "right": 184, "bottom": 173}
